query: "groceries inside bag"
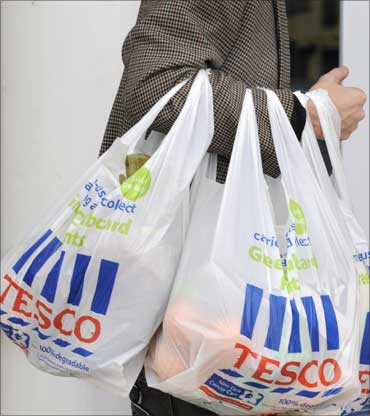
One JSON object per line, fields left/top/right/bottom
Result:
{"left": 0, "top": 69, "right": 214, "bottom": 396}
{"left": 145, "top": 89, "right": 368, "bottom": 415}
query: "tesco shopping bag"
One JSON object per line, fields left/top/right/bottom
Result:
{"left": 0, "top": 69, "right": 214, "bottom": 395}
{"left": 145, "top": 89, "right": 363, "bottom": 415}
{"left": 296, "top": 89, "right": 369, "bottom": 415}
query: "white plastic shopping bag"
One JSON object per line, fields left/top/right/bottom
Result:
{"left": 145, "top": 89, "right": 363, "bottom": 415}
{"left": 0, "top": 69, "right": 214, "bottom": 395}
{"left": 296, "top": 89, "right": 369, "bottom": 415}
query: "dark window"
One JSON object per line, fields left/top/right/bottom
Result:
{"left": 287, "top": 0, "right": 340, "bottom": 91}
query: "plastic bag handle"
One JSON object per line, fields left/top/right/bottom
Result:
{"left": 265, "top": 88, "right": 355, "bottom": 259}
{"left": 144, "top": 69, "right": 214, "bottom": 192}
{"left": 189, "top": 153, "right": 218, "bottom": 211}
{"left": 100, "top": 69, "right": 212, "bottom": 182}
{"left": 119, "top": 68, "right": 212, "bottom": 152}
{"left": 212, "top": 90, "right": 273, "bottom": 255}
{"left": 305, "top": 89, "right": 352, "bottom": 209}
{"left": 264, "top": 89, "right": 335, "bottom": 194}
{"left": 295, "top": 91, "right": 355, "bottom": 237}
{"left": 295, "top": 91, "right": 339, "bottom": 203}
{"left": 118, "top": 77, "right": 190, "bottom": 150}
{"left": 297, "top": 91, "right": 368, "bottom": 255}
{"left": 116, "top": 69, "right": 214, "bottom": 233}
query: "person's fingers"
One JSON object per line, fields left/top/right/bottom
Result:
{"left": 346, "top": 108, "right": 365, "bottom": 121}
{"left": 340, "top": 129, "right": 351, "bottom": 140}
{"left": 354, "top": 108, "right": 366, "bottom": 122}
{"left": 307, "top": 99, "right": 324, "bottom": 138}
{"left": 340, "top": 120, "right": 358, "bottom": 140}
{"left": 343, "top": 87, "right": 367, "bottom": 108}
{"left": 320, "top": 66, "right": 350, "bottom": 84}
{"left": 352, "top": 87, "right": 368, "bottom": 104}
{"left": 340, "top": 119, "right": 352, "bottom": 139}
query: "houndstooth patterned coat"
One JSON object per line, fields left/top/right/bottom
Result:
{"left": 99, "top": 0, "right": 305, "bottom": 182}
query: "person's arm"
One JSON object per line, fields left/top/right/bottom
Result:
{"left": 120, "top": 0, "right": 317, "bottom": 177}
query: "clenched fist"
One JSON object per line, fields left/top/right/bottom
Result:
{"left": 308, "top": 66, "right": 367, "bottom": 140}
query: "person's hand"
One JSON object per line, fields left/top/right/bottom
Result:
{"left": 307, "top": 66, "right": 367, "bottom": 140}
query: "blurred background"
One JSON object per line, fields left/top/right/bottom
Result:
{"left": 1, "top": 1, "right": 369, "bottom": 415}
{"left": 287, "top": 0, "right": 340, "bottom": 90}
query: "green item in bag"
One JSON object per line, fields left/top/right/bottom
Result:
{"left": 118, "top": 153, "right": 150, "bottom": 185}
{"left": 119, "top": 174, "right": 127, "bottom": 185}
{"left": 125, "top": 153, "right": 150, "bottom": 178}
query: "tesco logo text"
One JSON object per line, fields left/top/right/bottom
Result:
{"left": 1, "top": 274, "right": 100, "bottom": 344}
{"left": 234, "top": 342, "right": 341, "bottom": 388}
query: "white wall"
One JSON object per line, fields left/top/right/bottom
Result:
{"left": 1, "top": 1, "right": 369, "bottom": 415}
{"left": 341, "top": 1, "right": 370, "bottom": 238}
{"left": 1, "top": 1, "right": 139, "bottom": 415}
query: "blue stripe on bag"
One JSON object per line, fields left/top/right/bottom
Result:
{"left": 240, "top": 284, "right": 341, "bottom": 354}
{"left": 288, "top": 299, "right": 302, "bottom": 353}
{"left": 322, "top": 387, "right": 343, "bottom": 397}
{"left": 40, "top": 251, "right": 65, "bottom": 303}
{"left": 23, "top": 237, "right": 62, "bottom": 287}
{"left": 244, "top": 381, "right": 269, "bottom": 389}
{"left": 72, "top": 347, "right": 93, "bottom": 357}
{"left": 301, "top": 296, "right": 320, "bottom": 352}
{"left": 67, "top": 254, "right": 91, "bottom": 306}
{"left": 90, "top": 259, "right": 119, "bottom": 315}
{"left": 296, "top": 390, "right": 320, "bottom": 398}
{"left": 32, "top": 327, "right": 50, "bottom": 340}
{"left": 321, "top": 295, "right": 339, "bottom": 350}
{"left": 220, "top": 369, "right": 243, "bottom": 378}
{"left": 8, "top": 317, "right": 30, "bottom": 326}
{"left": 240, "top": 284, "right": 263, "bottom": 339}
{"left": 360, "top": 312, "right": 370, "bottom": 365}
{"left": 264, "top": 294, "right": 287, "bottom": 351}
{"left": 271, "top": 387, "right": 294, "bottom": 394}
{"left": 53, "top": 338, "right": 71, "bottom": 347}
{"left": 13, "top": 229, "right": 53, "bottom": 274}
